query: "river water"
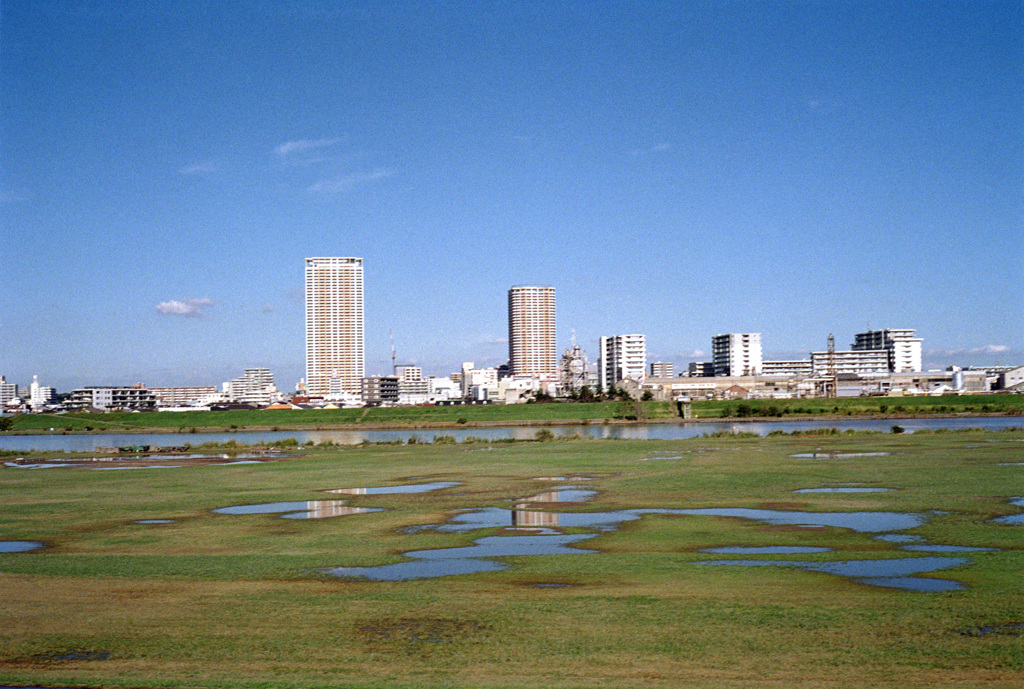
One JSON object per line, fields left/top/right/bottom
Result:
{"left": 1, "top": 416, "right": 1020, "bottom": 452}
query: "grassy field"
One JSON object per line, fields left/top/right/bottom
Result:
{"left": 1, "top": 430, "right": 1023, "bottom": 688}
{"left": 6, "top": 393, "right": 1024, "bottom": 434}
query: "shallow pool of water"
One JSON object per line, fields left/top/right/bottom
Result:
{"left": 700, "top": 546, "right": 832, "bottom": 555}
{"left": 325, "top": 533, "right": 598, "bottom": 581}
{"left": 791, "top": 452, "right": 891, "bottom": 459}
{"left": 0, "top": 541, "right": 45, "bottom": 553}
{"left": 899, "top": 544, "right": 999, "bottom": 553}
{"left": 134, "top": 519, "right": 176, "bottom": 525}
{"left": 517, "top": 487, "right": 597, "bottom": 503}
{"left": 793, "top": 487, "right": 894, "bottom": 493}
{"left": 326, "top": 504, "right": 939, "bottom": 587}
{"left": 696, "top": 556, "right": 970, "bottom": 592}
{"left": 213, "top": 500, "right": 381, "bottom": 519}
{"left": 328, "top": 481, "right": 461, "bottom": 495}
{"left": 874, "top": 534, "right": 925, "bottom": 543}
{"left": 992, "top": 497, "right": 1024, "bottom": 524}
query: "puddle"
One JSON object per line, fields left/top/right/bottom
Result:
{"left": 328, "top": 481, "right": 460, "bottom": 495}
{"left": 326, "top": 505, "right": 937, "bottom": 586}
{"left": 874, "top": 534, "right": 924, "bottom": 543}
{"left": 992, "top": 497, "right": 1024, "bottom": 524}
{"left": 696, "top": 557, "right": 969, "bottom": 592}
{"left": 95, "top": 465, "right": 184, "bottom": 470}
{"left": 134, "top": 519, "right": 176, "bottom": 525}
{"left": 638, "top": 455, "right": 685, "bottom": 461}
{"left": 794, "top": 487, "right": 895, "bottom": 493}
{"left": 213, "top": 500, "right": 382, "bottom": 519}
{"left": 791, "top": 452, "right": 891, "bottom": 459}
{"left": 643, "top": 507, "right": 926, "bottom": 533}
{"left": 517, "top": 487, "right": 597, "bottom": 504}
{"left": 700, "top": 546, "right": 832, "bottom": 555}
{"left": 899, "top": 545, "right": 998, "bottom": 553}
{"left": 324, "top": 533, "right": 598, "bottom": 581}
{"left": 0, "top": 541, "right": 45, "bottom": 553}
{"left": 960, "top": 622, "right": 1024, "bottom": 637}
{"left": 534, "top": 476, "right": 594, "bottom": 482}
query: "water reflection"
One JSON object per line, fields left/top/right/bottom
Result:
{"left": 325, "top": 504, "right": 963, "bottom": 589}
{"left": 213, "top": 500, "right": 381, "bottom": 520}
{"left": 328, "top": 481, "right": 460, "bottom": 495}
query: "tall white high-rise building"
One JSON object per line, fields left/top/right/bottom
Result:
{"left": 305, "top": 257, "right": 364, "bottom": 395}
{"left": 599, "top": 334, "right": 647, "bottom": 390}
{"left": 508, "top": 285, "right": 557, "bottom": 377}
{"left": 712, "top": 333, "right": 762, "bottom": 377}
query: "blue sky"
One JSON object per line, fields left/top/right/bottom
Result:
{"left": 3, "top": 0, "right": 1021, "bottom": 391}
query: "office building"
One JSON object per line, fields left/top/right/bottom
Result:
{"left": 712, "top": 333, "right": 762, "bottom": 377}
{"left": 305, "top": 257, "right": 364, "bottom": 395}
{"left": 599, "top": 334, "right": 647, "bottom": 391}
{"left": 508, "top": 285, "right": 557, "bottom": 377}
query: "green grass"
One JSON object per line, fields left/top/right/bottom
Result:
{"left": 1, "top": 432, "right": 1024, "bottom": 688}
{"left": 7, "top": 394, "right": 1024, "bottom": 434}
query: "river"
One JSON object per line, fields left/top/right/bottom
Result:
{"left": 1, "top": 416, "right": 1020, "bottom": 453}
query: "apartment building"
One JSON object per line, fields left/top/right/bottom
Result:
{"left": 712, "top": 333, "right": 762, "bottom": 377}
{"left": 508, "top": 285, "right": 557, "bottom": 377}
{"left": 305, "top": 257, "right": 365, "bottom": 395}
{"left": 598, "top": 334, "right": 647, "bottom": 391}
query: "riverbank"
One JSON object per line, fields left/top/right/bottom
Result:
{"left": 4, "top": 412, "right": 1023, "bottom": 436}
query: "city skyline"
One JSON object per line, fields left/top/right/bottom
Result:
{"left": 3, "top": 2, "right": 1021, "bottom": 391}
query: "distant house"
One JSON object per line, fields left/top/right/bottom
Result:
{"left": 724, "top": 385, "right": 750, "bottom": 400}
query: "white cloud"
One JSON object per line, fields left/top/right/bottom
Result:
{"left": 972, "top": 344, "right": 1010, "bottom": 355}
{"left": 275, "top": 138, "right": 344, "bottom": 157}
{"left": 631, "top": 143, "right": 672, "bottom": 156}
{"left": 179, "top": 160, "right": 219, "bottom": 175}
{"left": 308, "top": 168, "right": 394, "bottom": 194}
{"left": 156, "top": 298, "right": 214, "bottom": 317}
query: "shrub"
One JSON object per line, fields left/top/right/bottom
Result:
{"left": 891, "top": 424, "right": 905, "bottom": 434}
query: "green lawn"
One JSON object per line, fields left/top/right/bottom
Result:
{"left": 1, "top": 431, "right": 1023, "bottom": 688}
{"left": 6, "top": 394, "right": 1024, "bottom": 434}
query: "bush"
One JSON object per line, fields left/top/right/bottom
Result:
{"left": 891, "top": 424, "right": 905, "bottom": 434}
{"left": 534, "top": 428, "right": 555, "bottom": 442}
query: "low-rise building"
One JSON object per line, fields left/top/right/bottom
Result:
{"left": 149, "top": 385, "right": 220, "bottom": 407}
{"left": 69, "top": 386, "right": 157, "bottom": 411}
